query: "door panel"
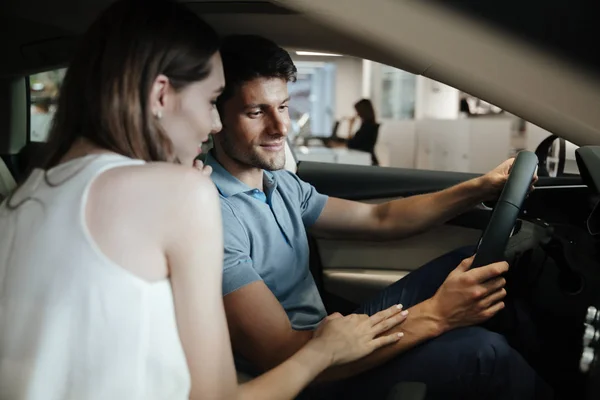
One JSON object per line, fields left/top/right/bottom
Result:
{"left": 319, "top": 224, "right": 481, "bottom": 304}
{"left": 318, "top": 224, "right": 480, "bottom": 271}
{"left": 297, "top": 161, "right": 589, "bottom": 308}
{"left": 297, "top": 162, "right": 488, "bottom": 305}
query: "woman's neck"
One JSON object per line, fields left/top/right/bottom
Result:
{"left": 58, "top": 138, "right": 112, "bottom": 165}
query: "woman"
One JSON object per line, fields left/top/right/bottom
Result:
{"left": 0, "top": 1, "right": 407, "bottom": 399}
{"left": 330, "top": 99, "right": 380, "bottom": 165}
{"left": 347, "top": 99, "right": 380, "bottom": 165}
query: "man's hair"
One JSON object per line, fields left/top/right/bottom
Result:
{"left": 217, "top": 35, "right": 297, "bottom": 112}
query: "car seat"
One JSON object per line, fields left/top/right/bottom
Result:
{"left": 0, "top": 157, "right": 16, "bottom": 202}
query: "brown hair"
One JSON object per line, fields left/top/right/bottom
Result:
{"left": 43, "top": 0, "right": 220, "bottom": 168}
{"left": 354, "top": 98, "right": 376, "bottom": 123}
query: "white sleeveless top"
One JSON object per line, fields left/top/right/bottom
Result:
{"left": 0, "top": 154, "right": 191, "bottom": 400}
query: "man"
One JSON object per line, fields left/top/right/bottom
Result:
{"left": 206, "top": 35, "right": 551, "bottom": 399}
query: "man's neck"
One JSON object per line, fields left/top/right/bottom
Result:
{"left": 213, "top": 147, "right": 264, "bottom": 191}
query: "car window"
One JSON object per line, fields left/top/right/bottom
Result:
{"left": 29, "top": 63, "right": 578, "bottom": 178}
{"left": 288, "top": 54, "right": 579, "bottom": 177}
{"left": 29, "top": 68, "right": 66, "bottom": 142}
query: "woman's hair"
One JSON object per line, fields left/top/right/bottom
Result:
{"left": 354, "top": 99, "right": 376, "bottom": 123}
{"left": 42, "top": 0, "right": 220, "bottom": 168}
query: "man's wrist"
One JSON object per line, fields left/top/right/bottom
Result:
{"left": 420, "top": 298, "right": 451, "bottom": 337}
{"left": 468, "top": 175, "right": 493, "bottom": 203}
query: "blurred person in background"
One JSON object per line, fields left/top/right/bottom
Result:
{"left": 329, "top": 99, "right": 380, "bottom": 165}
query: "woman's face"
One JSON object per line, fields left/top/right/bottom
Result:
{"left": 155, "top": 52, "right": 225, "bottom": 166}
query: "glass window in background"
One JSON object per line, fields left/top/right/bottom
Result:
{"left": 30, "top": 68, "right": 66, "bottom": 142}
{"left": 289, "top": 62, "right": 336, "bottom": 142}
{"left": 380, "top": 65, "right": 416, "bottom": 120}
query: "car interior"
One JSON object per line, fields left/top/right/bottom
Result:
{"left": 2, "top": 0, "right": 600, "bottom": 399}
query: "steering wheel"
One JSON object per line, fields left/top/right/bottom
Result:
{"left": 472, "top": 151, "right": 538, "bottom": 268}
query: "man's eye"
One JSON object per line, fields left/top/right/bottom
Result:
{"left": 279, "top": 105, "right": 289, "bottom": 112}
{"left": 248, "top": 111, "right": 262, "bottom": 117}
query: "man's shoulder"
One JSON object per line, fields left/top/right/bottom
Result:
{"left": 271, "top": 169, "right": 306, "bottom": 190}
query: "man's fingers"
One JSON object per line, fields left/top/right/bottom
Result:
{"left": 481, "top": 276, "right": 506, "bottom": 293}
{"left": 369, "top": 304, "right": 403, "bottom": 326}
{"left": 468, "top": 261, "right": 509, "bottom": 282}
{"left": 456, "top": 255, "right": 475, "bottom": 272}
{"left": 482, "top": 301, "right": 506, "bottom": 319}
{"left": 479, "top": 288, "right": 507, "bottom": 310}
{"left": 370, "top": 332, "right": 404, "bottom": 349}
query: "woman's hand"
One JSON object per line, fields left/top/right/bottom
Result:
{"left": 312, "top": 304, "right": 408, "bottom": 366}
{"left": 193, "top": 159, "right": 213, "bottom": 177}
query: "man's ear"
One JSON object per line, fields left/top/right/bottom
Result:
{"left": 149, "top": 74, "right": 170, "bottom": 117}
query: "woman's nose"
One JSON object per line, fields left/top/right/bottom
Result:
{"left": 210, "top": 107, "right": 223, "bottom": 134}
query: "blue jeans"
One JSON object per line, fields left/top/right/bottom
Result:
{"left": 310, "top": 247, "right": 553, "bottom": 400}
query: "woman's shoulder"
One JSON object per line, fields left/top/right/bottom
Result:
{"left": 90, "top": 162, "right": 217, "bottom": 215}
{"left": 102, "top": 161, "right": 213, "bottom": 188}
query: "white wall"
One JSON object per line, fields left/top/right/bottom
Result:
{"left": 414, "top": 118, "right": 512, "bottom": 173}
{"left": 375, "top": 119, "right": 416, "bottom": 168}
{"left": 333, "top": 57, "right": 363, "bottom": 120}
{"left": 415, "top": 76, "right": 460, "bottom": 120}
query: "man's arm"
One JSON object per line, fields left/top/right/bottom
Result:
{"left": 311, "top": 177, "right": 486, "bottom": 241}
{"left": 226, "top": 257, "right": 508, "bottom": 382}
{"left": 224, "top": 281, "right": 314, "bottom": 372}
{"left": 310, "top": 159, "right": 522, "bottom": 241}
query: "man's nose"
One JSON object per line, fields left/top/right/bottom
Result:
{"left": 267, "top": 112, "right": 288, "bottom": 137}
{"left": 210, "top": 107, "right": 223, "bottom": 134}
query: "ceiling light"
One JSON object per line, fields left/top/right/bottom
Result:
{"left": 296, "top": 51, "right": 342, "bottom": 57}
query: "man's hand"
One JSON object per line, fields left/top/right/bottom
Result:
{"left": 194, "top": 159, "right": 213, "bottom": 177}
{"left": 479, "top": 158, "right": 538, "bottom": 201}
{"left": 429, "top": 256, "right": 508, "bottom": 332}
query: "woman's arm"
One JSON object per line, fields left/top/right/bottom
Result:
{"left": 166, "top": 169, "right": 238, "bottom": 400}
{"left": 166, "top": 168, "right": 407, "bottom": 400}
{"left": 237, "top": 309, "right": 407, "bottom": 400}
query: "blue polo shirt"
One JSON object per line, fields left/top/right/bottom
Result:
{"left": 205, "top": 152, "right": 328, "bottom": 331}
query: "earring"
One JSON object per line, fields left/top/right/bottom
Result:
{"left": 155, "top": 110, "right": 163, "bottom": 120}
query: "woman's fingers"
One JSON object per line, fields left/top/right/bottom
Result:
{"left": 369, "top": 332, "right": 404, "bottom": 350}
{"left": 193, "top": 160, "right": 213, "bottom": 176}
{"left": 201, "top": 165, "right": 212, "bottom": 176}
{"left": 369, "top": 304, "right": 403, "bottom": 326}
{"left": 371, "top": 310, "right": 408, "bottom": 336}
{"left": 326, "top": 312, "right": 343, "bottom": 321}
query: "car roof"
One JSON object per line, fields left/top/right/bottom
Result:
{"left": 2, "top": 0, "right": 600, "bottom": 146}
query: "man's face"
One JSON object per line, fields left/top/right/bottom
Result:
{"left": 217, "top": 77, "right": 290, "bottom": 171}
